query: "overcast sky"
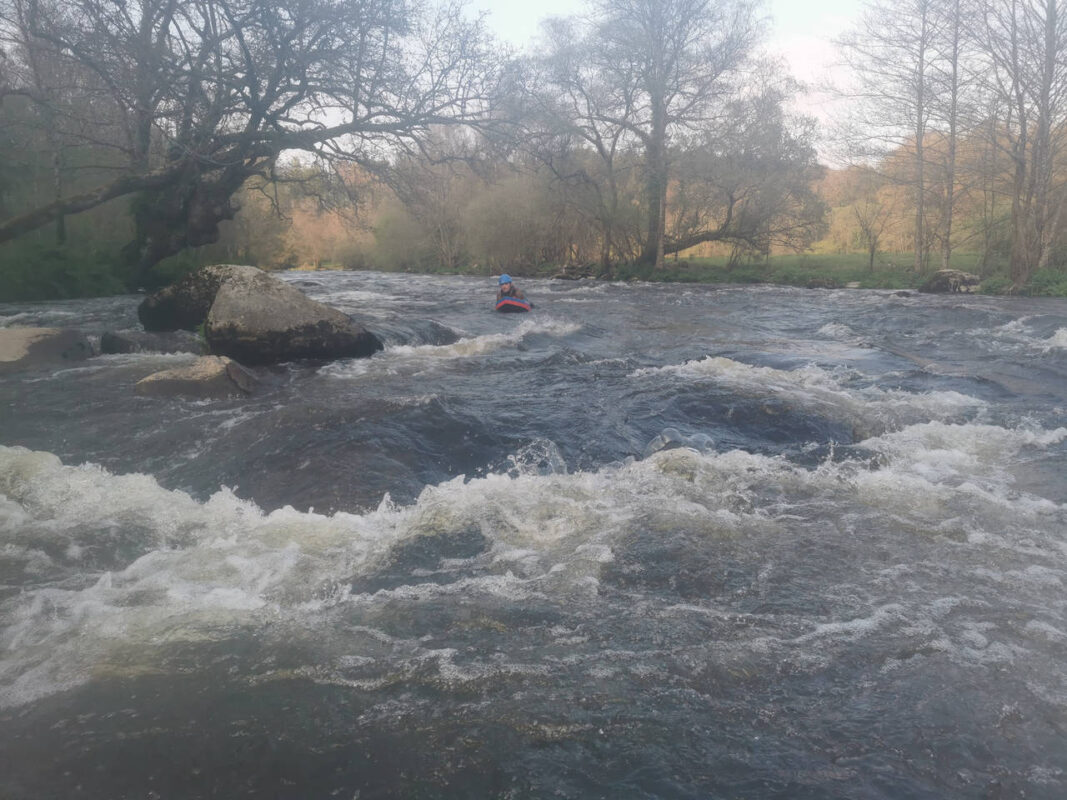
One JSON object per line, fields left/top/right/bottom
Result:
{"left": 468, "top": 0, "right": 862, "bottom": 90}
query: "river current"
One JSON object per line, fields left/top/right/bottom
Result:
{"left": 1, "top": 271, "right": 1066, "bottom": 798}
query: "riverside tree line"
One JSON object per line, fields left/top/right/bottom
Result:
{"left": 1, "top": 0, "right": 1066, "bottom": 300}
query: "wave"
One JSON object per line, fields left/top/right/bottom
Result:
{"left": 1043, "top": 327, "right": 1067, "bottom": 351}
{"left": 973, "top": 318, "right": 1067, "bottom": 354}
{"left": 0, "top": 310, "right": 80, "bottom": 328}
{"left": 322, "top": 318, "right": 582, "bottom": 378}
{"left": 2, "top": 416, "right": 1064, "bottom": 707}
{"left": 631, "top": 355, "right": 985, "bottom": 435}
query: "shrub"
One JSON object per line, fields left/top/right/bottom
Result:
{"left": 979, "top": 275, "right": 1013, "bottom": 295}
{"left": 0, "top": 242, "right": 127, "bottom": 302}
{"left": 1023, "top": 268, "right": 1067, "bottom": 297}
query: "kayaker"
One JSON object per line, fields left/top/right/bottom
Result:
{"left": 496, "top": 274, "right": 526, "bottom": 302}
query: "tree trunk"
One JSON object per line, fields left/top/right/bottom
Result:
{"left": 51, "top": 143, "right": 65, "bottom": 246}
{"left": 939, "top": 0, "right": 960, "bottom": 271}
{"left": 640, "top": 92, "right": 668, "bottom": 270}
{"left": 122, "top": 163, "right": 252, "bottom": 286}
{"left": 913, "top": 6, "right": 929, "bottom": 274}
{"left": 1008, "top": 0, "right": 1032, "bottom": 288}
{"left": 1030, "top": 0, "right": 1057, "bottom": 273}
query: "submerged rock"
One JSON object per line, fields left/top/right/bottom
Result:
{"left": 134, "top": 355, "right": 257, "bottom": 398}
{"left": 919, "top": 269, "right": 980, "bottom": 294}
{"left": 552, "top": 266, "right": 595, "bottom": 280}
{"left": 138, "top": 264, "right": 262, "bottom": 331}
{"left": 0, "top": 327, "right": 94, "bottom": 374}
{"left": 204, "top": 269, "right": 383, "bottom": 365}
{"left": 101, "top": 329, "right": 203, "bottom": 355}
{"left": 806, "top": 277, "right": 839, "bottom": 289}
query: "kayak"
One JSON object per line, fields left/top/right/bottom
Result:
{"left": 496, "top": 297, "right": 532, "bottom": 313}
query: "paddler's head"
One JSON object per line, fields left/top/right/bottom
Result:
{"left": 499, "top": 274, "right": 512, "bottom": 288}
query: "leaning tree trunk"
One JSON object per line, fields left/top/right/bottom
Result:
{"left": 122, "top": 162, "right": 255, "bottom": 287}
{"left": 640, "top": 99, "right": 668, "bottom": 271}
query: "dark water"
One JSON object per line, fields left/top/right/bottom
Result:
{"left": 1, "top": 271, "right": 1066, "bottom": 798}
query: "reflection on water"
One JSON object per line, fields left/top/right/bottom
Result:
{"left": 2, "top": 272, "right": 1066, "bottom": 798}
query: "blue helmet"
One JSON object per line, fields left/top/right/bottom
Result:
{"left": 499, "top": 274, "right": 512, "bottom": 285}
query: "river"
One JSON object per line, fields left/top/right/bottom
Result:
{"left": 2, "top": 271, "right": 1066, "bottom": 798}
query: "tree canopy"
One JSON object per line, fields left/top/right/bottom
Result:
{"left": 1, "top": 0, "right": 500, "bottom": 281}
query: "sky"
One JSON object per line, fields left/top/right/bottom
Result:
{"left": 468, "top": 0, "right": 863, "bottom": 96}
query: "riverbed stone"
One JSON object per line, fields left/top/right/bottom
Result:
{"left": 919, "top": 269, "right": 980, "bottom": 294}
{"left": 101, "top": 329, "right": 203, "bottom": 355}
{"left": 806, "top": 277, "right": 839, "bottom": 289}
{"left": 0, "top": 327, "right": 94, "bottom": 374}
{"left": 135, "top": 355, "right": 257, "bottom": 398}
{"left": 137, "top": 264, "right": 262, "bottom": 331}
{"left": 204, "top": 269, "right": 383, "bottom": 365}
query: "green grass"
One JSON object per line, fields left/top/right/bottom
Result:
{"left": 0, "top": 241, "right": 130, "bottom": 302}
{"left": 579, "top": 252, "right": 1065, "bottom": 295}
{"left": 4, "top": 243, "right": 1064, "bottom": 300}
{"left": 607, "top": 253, "right": 921, "bottom": 290}
{"left": 366, "top": 251, "right": 1065, "bottom": 296}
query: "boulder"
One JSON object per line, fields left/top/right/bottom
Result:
{"left": 0, "top": 328, "right": 94, "bottom": 375}
{"left": 552, "top": 265, "right": 595, "bottom": 280}
{"left": 919, "top": 269, "right": 980, "bottom": 294}
{"left": 204, "top": 269, "right": 383, "bottom": 365}
{"left": 101, "top": 329, "right": 203, "bottom": 355}
{"left": 806, "top": 277, "right": 839, "bottom": 289}
{"left": 138, "top": 264, "right": 262, "bottom": 331}
{"left": 135, "top": 355, "right": 257, "bottom": 398}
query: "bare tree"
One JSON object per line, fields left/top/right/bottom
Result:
{"left": 666, "top": 72, "right": 827, "bottom": 257}
{"left": 0, "top": 0, "right": 500, "bottom": 282}
{"left": 838, "top": 0, "right": 939, "bottom": 273}
{"left": 520, "top": 3, "right": 820, "bottom": 271}
{"left": 974, "top": 0, "right": 1067, "bottom": 285}
{"left": 929, "top": 0, "right": 969, "bottom": 269}
{"left": 519, "top": 17, "right": 637, "bottom": 275}
{"left": 589, "top": 0, "right": 759, "bottom": 269}
{"left": 848, "top": 169, "right": 895, "bottom": 270}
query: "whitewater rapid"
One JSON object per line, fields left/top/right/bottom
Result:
{"left": 2, "top": 272, "right": 1066, "bottom": 798}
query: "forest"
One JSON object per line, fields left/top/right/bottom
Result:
{"left": 2, "top": 0, "right": 1066, "bottom": 300}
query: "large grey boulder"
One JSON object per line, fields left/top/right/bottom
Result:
{"left": 138, "top": 264, "right": 262, "bottom": 331}
{"left": 101, "top": 329, "right": 203, "bottom": 355}
{"left": 135, "top": 355, "right": 257, "bottom": 398}
{"left": 0, "top": 327, "right": 94, "bottom": 375}
{"left": 204, "top": 269, "right": 383, "bottom": 365}
{"left": 919, "top": 269, "right": 980, "bottom": 294}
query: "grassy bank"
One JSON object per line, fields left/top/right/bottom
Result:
{"left": 536, "top": 253, "right": 1066, "bottom": 297}
{"left": 3, "top": 246, "right": 1066, "bottom": 302}
{"left": 607, "top": 253, "right": 986, "bottom": 291}
{"left": 402, "top": 252, "right": 1067, "bottom": 296}
{"left": 612, "top": 253, "right": 923, "bottom": 290}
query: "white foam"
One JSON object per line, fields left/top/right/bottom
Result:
{"left": 631, "top": 355, "right": 985, "bottom": 433}
{"left": 324, "top": 318, "right": 581, "bottom": 378}
{"left": 2, "top": 414, "right": 1065, "bottom": 707}
{"left": 977, "top": 318, "right": 1067, "bottom": 354}
{"left": 312, "top": 288, "right": 405, "bottom": 306}
{"left": 0, "top": 310, "right": 77, "bottom": 327}
{"left": 0, "top": 440, "right": 779, "bottom": 705}
{"left": 859, "top": 422, "right": 1067, "bottom": 474}
{"left": 792, "top": 603, "right": 906, "bottom": 643}
{"left": 0, "top": 313, "right": 34, "bottom": 328}
{"left": 1026, "top": 620, "right": 1067, "bottom": 643}
{"left": 817, "top": 322, "right": 863, "bottom": 342}
{"left": 1042, "top": 327, "right": 1067, "bottom": 351}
